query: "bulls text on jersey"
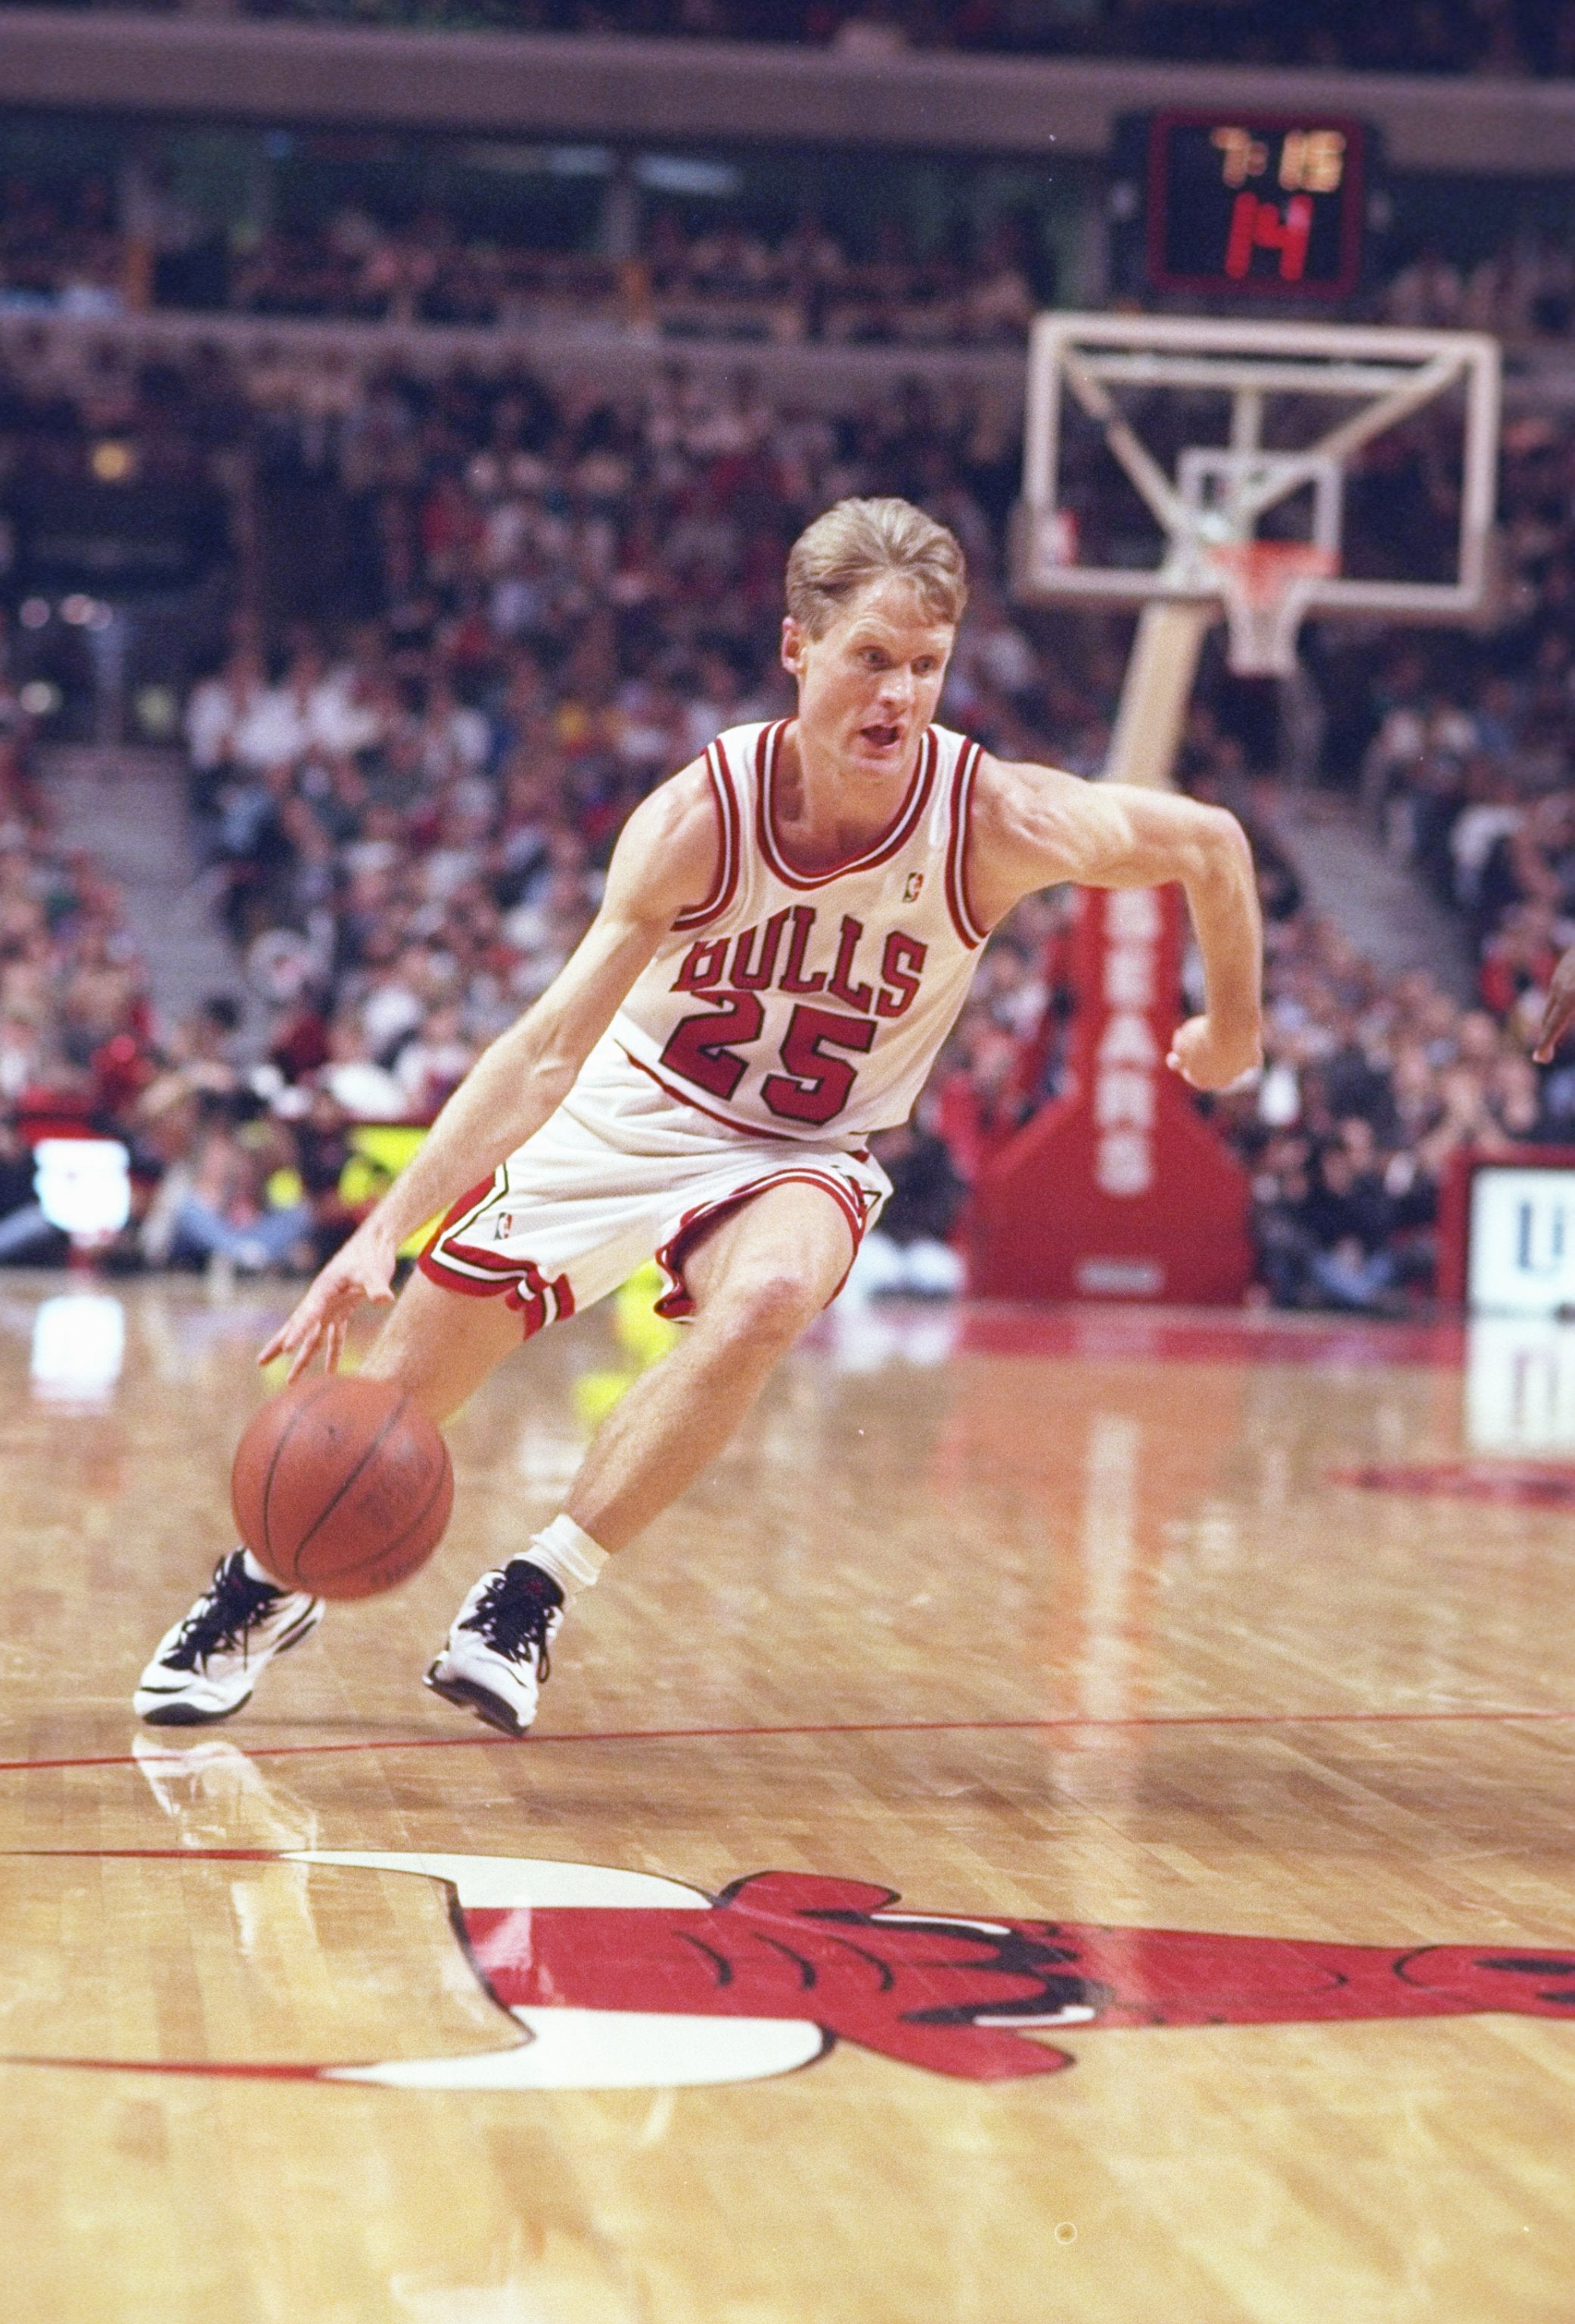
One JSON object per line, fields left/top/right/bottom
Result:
{"left": 610, "top": 719, "right": 989, "bottom": 1142}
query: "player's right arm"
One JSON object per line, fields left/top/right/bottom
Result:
{"left": 259, "top": 762, "right": 720, "bottom": 1378}
{"left": 968, "top": 757, "right": 1263, "bottom": 1092}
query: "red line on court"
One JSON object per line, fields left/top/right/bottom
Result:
{"left": 5, "top": 1702, "right": 1575, "bottom": 1776}
{"left": 0, "top": 2053, "right": 334, "bottom": 2079}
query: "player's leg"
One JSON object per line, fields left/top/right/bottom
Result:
{"left": 565, "top": 1179, "right": 855, "bottom": 1547}
{"left": 425, "top": 1179, "right": 856, "bottom": 1735}
{"left": 356, "top": 1265, "right": 528, "bottom": 1421}
{"left": 134, "top": 1276, "right": 523, "bottom": 1726}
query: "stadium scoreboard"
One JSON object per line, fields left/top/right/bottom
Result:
{"left": 1111, "top": 113, "right": 1379, "bottom": 303}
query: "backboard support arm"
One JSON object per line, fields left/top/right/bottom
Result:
{"left": 1101, "top": 601, "right": 1216, "bottom": 790}
{"left": 1017, "top": 314, "right": 1502, "bottom": 779}
{"left": 1061, "top": 348, "right": 1189, "bottom": 539}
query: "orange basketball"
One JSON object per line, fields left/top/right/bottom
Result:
{"left": 231, "top": 1375, "right": 453, "bottom": 1601}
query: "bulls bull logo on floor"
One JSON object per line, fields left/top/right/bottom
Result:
{"left": 12, "top": 1847, "right": 1575, "bottom": 2089}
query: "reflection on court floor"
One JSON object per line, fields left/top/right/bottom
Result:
{"left": 3, "top": 1277, "right": 1575, "bottom": 2324}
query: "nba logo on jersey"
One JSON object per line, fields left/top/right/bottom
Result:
{"left": 905, "top": 873, "right": 924, "bottom": 900}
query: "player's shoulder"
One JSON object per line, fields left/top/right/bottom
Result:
{"left": 922, "top": 719, "right": 979, "bottom": 770}
{"left": 623, "top": 719, "right": 773, "bottom": 842}
{"left": 645, "top": 718, "right": 782, "bottom": 834}
{"left": 966, "top": 744, "right": 1087, "bottom": 834}
{"left": 606, "top": 749, "right": 729, "bottom": 919}
{"left": 713, "top": 717, "right": 773, "bottom": 756}
{"left": 959, "top": 748, "right": 1112, "bottom": 912}
{"left": 623, "top": 751, "right": 717, "bottom": 847}
{"left": 927, "top": 724, "right": 1075, "bottom": 797}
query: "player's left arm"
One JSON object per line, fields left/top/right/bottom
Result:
{"left": 968, "top": 757, "right": 1263, "bottom": 1092}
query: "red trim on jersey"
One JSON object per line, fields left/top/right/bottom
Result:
{"left": 652, "top": 1167, "right": 872, "bottom": 1322}
{"left": 620, "top": 1044, "right": 766, "bottom": 1139}
{"left": 757, "top": 722, "right": 939, "bottom": 890}
{"left": 671, "top": 740, "right": 742, "bottom": 933}
{"left": 418, "top": 1251, "right": 509, "bottom": 1300}
{"left": 428, "top": 1239, "right": 530, "bottom": 1276}
{"left": 419, "top": 1243, "right": 575, "bottom": 1338}
{"left": 944, "top": 738, "right": 989, "bottom": 950}
{"left": 508, "top": 1257, "right": 576, "bottom": 1339}
{"left": 418, "top": 1174, "right": 575, "bottom": 1337}
{"left": 418, "top": 1171, "right": 502, "bottom": 1289}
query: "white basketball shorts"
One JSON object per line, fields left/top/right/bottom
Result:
{"left": 419, "top": 1045, "right": 891, "bottom": 1338}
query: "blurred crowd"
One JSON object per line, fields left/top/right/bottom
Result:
{"left": 1217, "top": 822, "right": 1553, "bottom": 1314}
{"left": 1350, "top": 406, "right": 1575, "bottom": 1009}
{"left": 227, "top": 210, "right": 1042, "bottom": 349}
{"left": 0, "top": 176, "right": 125, "bottom": 323}
{"left": 5, "top": 173, "right": 1575, "bottom": 354}
{"left": 1225, "top": 386, "right": 1575, "bottom": 1306}
{"left": 166, "top": 352, "right": 1575, "bottom": 1310}
{"left": 1382, "top": 239, "right": 1575, "bottom": 340}
{"left": 0, "top": 322, "right": 1570, "bottom": 1306}
{"left": 0, "top": 687, "right": 154, "bottom": 1266}
{"left": 171, "top": 354, "right": 1053, "bottom": 1288}
{"left": 0, "top": 188, "right": 1045, "bottom": 350}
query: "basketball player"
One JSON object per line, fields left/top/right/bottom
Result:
{"left": 135, "top": 499, "right": 1263, "bottom": 1734}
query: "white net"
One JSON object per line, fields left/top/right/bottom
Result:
{"left": 1197, "top": 540, "right": 1338, "bottom": 677}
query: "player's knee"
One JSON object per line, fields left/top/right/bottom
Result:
{"left": 706, "top": 1267, "right": 823, "bottom": 1350}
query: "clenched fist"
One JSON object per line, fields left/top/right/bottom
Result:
{"left": 1166, "top": 1014, "right": 1263, "bottom": 1092}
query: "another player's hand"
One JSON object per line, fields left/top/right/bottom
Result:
{"left": 1166, "top": 1014, "right": 1262, "bottom": 1092}
{"left": 257, "top": 1220, "right": 399, "bottom": 1382}
{"left": 1533, "top": 949, "right": 1575, "bottom": 1064}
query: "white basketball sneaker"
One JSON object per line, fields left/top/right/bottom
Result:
{"left": 134, "top": 1551, "right": 325, "bottom": 1726}
{"left": 424, "top": 1558, "right": 564, "bottom": 1737}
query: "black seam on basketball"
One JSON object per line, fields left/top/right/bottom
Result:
{"left": 255, "top": 1377, "right": 338, "bottom": 1567}
{"left": 292, "top": 1394, "right": 412, "bottom": 1561}
{"left": 360, "top": 1452, "right": 452, "bottom": 1580}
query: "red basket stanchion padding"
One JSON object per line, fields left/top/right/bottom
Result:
{"left": 968, "top": 884, "right": 1253, "bottom": 1306}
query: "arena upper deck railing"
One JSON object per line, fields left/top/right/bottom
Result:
{"left": 0, "top": 11, "right": 1572, "bottom": 171}
{"left": 0, "top": 0, "right": 1569, "bottom": 81}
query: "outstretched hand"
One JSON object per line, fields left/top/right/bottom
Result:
{"left": 1533, "top": 949, "right": 1575, "bottom": 1064}
{"left": 257, "top": 1220, "right": 399, "bottom": 1381}
{"left": 1166, "top": 1014, "right": 1262, "bottom": 1093}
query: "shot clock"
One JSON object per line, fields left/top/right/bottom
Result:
{"left": 1110, "top": 113, "right": 1380, "bottom": 304}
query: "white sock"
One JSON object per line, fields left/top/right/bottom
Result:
{"left": 239, "top": 1547, "right": 278, "bottom": 1586}
{"left": 522, "top": 1514, "right": 608, "bottom": 1605}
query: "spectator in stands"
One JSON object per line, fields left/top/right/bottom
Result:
{"left": 0, "top": 1111, "right": 61, "bottom": 1265}
{"left": 3, "top": 300, "right": 1570, "bottom": 1309}
{"left": 144, "top": 1110, "right": 314, "bottom": 1277}
{"left": 163, "top": 340, "right": 1570, "bottom": 1307}
{"left": 846, "top": 1103, "right": 968, "bottom": 1300}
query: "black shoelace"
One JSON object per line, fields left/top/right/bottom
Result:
{"left": 462, "top": 1562, "right": 562, "bottom": 1674}
{"left": 167, "top": 1557, "right": 282, "bottom": 1670}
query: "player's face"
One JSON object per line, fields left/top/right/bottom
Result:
{"left": 782, "top": 579, "right": 955, "bottom": 781}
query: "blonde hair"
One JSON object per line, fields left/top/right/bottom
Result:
{"left": 784, "top": 497, "right": 968, "bottom": 637}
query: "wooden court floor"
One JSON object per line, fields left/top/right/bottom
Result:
{"left": 4, "top": 1272, "right": 1575, "bottom": 2322}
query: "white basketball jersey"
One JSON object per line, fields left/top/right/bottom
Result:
{"left": 605, "top": 718, "right": 989, "bottom": 1143}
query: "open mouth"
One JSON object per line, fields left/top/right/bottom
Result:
{"left": 860, "top": 723, "right": 902, "bottom": 749}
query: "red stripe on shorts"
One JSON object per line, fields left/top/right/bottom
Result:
{"left": 653, "top": 1167, "right": 871, "bottom": 1322}
{"left": 418, "top": 1179, "right": 574, "bottom": 1338}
